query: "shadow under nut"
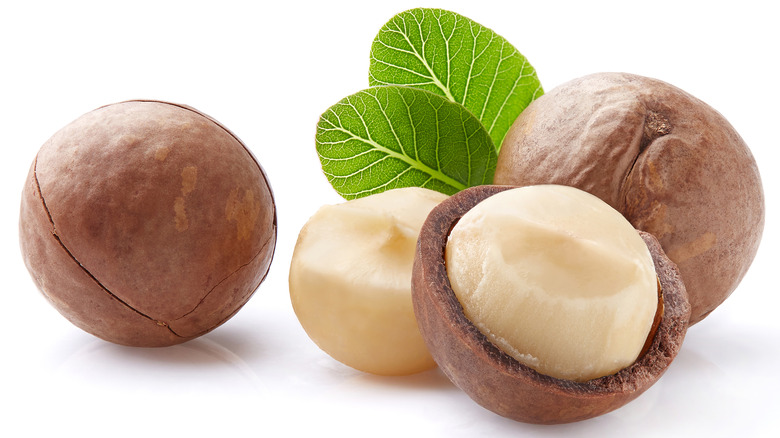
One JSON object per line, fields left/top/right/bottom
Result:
{"left": 411, "top": 185, "right": 691, "bottom": 424}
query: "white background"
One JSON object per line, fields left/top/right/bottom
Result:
{"left": 1, "top": 1, "right": 778, "bottom": 436}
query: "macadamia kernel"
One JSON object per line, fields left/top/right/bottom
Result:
{"left": 445, "top": 185, "right": 658, "bottom": 382}
{"left": 289, "top": 187, "right": 448, "bottom": 376}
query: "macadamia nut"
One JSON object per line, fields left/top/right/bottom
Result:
{"left": 289, "top": 187, "right": 448, "bottom": 376}
{"left": 495, "top": 72, "right": 764, "bottom": 324}
{"left": 446, "top": 185, "right": 657, "bottom": 382}
{"left": 20, "top": 101, "right": 277, "bottom": 347}
{"left": 412, "top": 185, "right": 689, "bottom": 423}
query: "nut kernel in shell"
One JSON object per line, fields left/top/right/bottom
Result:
{"left": 412, "top": 185, "right": 690, "bottom": 424}
{"left": 446, "top": 185, "right": 657, "bottom": 382}
{"left": 289, "top": 187, "right": 448, "bottom": 376}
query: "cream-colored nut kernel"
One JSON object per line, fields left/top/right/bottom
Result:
{"left": 289, "top": 187, "right": 449, "bottom": 376}
{"left": 445, "top": 185, "right": 658, "bottom": 382}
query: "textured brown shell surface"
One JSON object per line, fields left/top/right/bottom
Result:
{"left": 495, "top": 72, "right": 764, "bottom": 324}
{"left": 411, "top": 185, "right": 691, "bottom": 424}
{"left": 19, "top": 101, "right": 277, "bottom": 346}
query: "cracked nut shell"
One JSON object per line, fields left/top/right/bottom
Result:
{"left": 19, "top": 100, "right": 277, "bottom": 347}
{"left": 494, "top": 72, "right": 764, "bottom": 324}
{"left": 411, "top": 185, "right": 691, "bottom": 424}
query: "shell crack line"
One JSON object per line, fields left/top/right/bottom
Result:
{"left": 173, "top": 230, "right": 275, "bottom": 321}
{"left": 33, "top": 156, "right": 183, "bottom": 338}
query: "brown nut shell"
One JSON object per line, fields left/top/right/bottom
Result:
{"left": 495, "top": 72, "right": 764, "bottom": 324}
{"left": 19, "top": 100, "right": 277, "bottom": 347}
{"left": 411, "top": 185, "right": 691, "bottom": 424}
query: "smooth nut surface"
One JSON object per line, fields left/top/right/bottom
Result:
{"left": 446, "top": 185, "right": 658, "bottom": 382}
{"left": 412, "top": 185, "right": 690, "bottom": 424}
{"left": 495, "top": 72, "right": 764, "bottom": 324}
{"left": 20, "top": 100, "right": 277, "bottom": 347}
{"left": 289, "top": 187, "right": 448, "bottom": 376}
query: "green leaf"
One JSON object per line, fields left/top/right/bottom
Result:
{"left": 316, "top": 86, "right": 496, "bottom": 200}
{"left": 369, "top": 8, "right": 543, "bottom": 150}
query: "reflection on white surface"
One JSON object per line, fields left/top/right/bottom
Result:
{"left": 6, "top": 273, "right": 779, "bottom": 437}
{"left": 11, "top": 331, "right": 282, "bottom": 436}
{"left": 53, "top": 336, "right": 267, "bottom": 395}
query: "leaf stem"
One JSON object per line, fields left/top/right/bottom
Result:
{"left": 326, "top": 125, "right": 467, "bottom": 192}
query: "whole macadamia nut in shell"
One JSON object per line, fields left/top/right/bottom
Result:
{"left": 20, "top": 101, "right": 277, "bottom": 347}
{"left": 495, "top": 72, "right": 764, "bottom": 324}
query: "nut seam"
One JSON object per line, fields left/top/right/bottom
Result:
{"left": 173, "top": 229, "right": 276, "bottom": 322}
{"left": 618, "top": 108, "right": 672, "bottom": 214}
{"left": 33, "top": 155, "right": 184, "bottom": 338}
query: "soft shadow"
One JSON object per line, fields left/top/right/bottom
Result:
{"left": 352, "top": 366, "right": 459, "bottom": 392}
{"left": 54, "top": 332, "right": 266, "bottom": 393}
{"left": 199, "top": 321, "right": 268, "bottom": 364}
